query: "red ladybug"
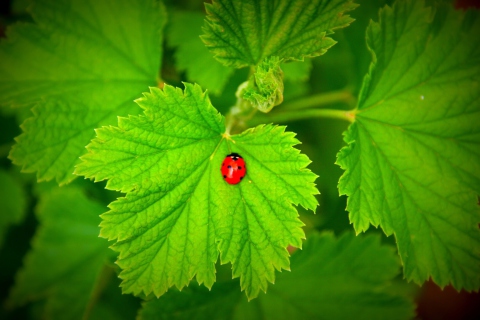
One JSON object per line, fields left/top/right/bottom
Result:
{"left": 221, "top": 153, "right": 246, "bottom": 185}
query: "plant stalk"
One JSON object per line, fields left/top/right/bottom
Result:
{"left": 248, "top": 108, "right": 356, "bottom": 126}
{"left": 278, "top": 88, "right": 355, "bottom": 111}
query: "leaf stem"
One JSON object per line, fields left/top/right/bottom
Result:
{"left": 278, "top": 88, "right": 355, "bottom": 111}
{"left": 248, "top": 108, "right": 356, "bottom": 126}
{"left": 82, "top": 262, "right": 114, "bottom": 320}
{"left": 225, "top": 81, "right": 257, "bottom": 135}
{"left": 227, "top": 75, "right": 355, "bottom": 133}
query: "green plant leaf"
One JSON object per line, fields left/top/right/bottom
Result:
{"left": 138, "top": 281, "right": 240, "bottom": 320}
{"left": 138, "top": 232, "right": 415, "bottom": 320}
{"left": 88, "top": 274, "right": 141, "bottom": 320}
{"left": 201, "top": 0, "right": 358, "bottom": 68}
{"left": 167, "top": 10, "right": 235, "bottom": 95}
{"left": 7, "top": 187, "right": 111, "bottom": 320}
{"left": 282, "top": 59, "right": 312, "bottom": 83}
{"left": 336, "top": 0, "right": 480, "bottom": 291}
{"left": 75, "top": 83, "right": 318, "bottom": 300}
{"left": 243, "top": 56, "right": 284, "bottom": 113}
{"left": 0, "top": 169, "right": 27, "bottom": 247}
{"left": 2, "top": 0, "right": 165, "bottom": 184}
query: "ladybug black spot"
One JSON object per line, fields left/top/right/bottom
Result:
{"left": 227, "top": 165, "right": 232, "bottom": 169}
{"left": 240, "top": 176, "right": 243, "bottom": 180}
{"left": 223, "top": 175, "right": 226, "bottom": 179}
{"left": 238, "top": 166, "right": 242, "bottom": 170}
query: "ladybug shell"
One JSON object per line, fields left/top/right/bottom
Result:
{"left": 221, "top": 153, "right": 246, "bottom": 185}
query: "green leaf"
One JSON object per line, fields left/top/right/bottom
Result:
{"left": 243, "top": 56, "right": 284, "bottom": 113}
{"left": 2, "top": 0, "right": 166, "bottom": 184}
{"left": 336, "top": 0, "right": 480, "bottom": 291}
{"left": 11, "top": 0, "right": 29, "bottom": 14}
{"left": 10, "top": 86, "right": 148, "bottom": 184}
{"left": 282, "top": 59, "right": 312, "bottom": 83}
{"left": 88, "top": 274, "right": 141, "bottom": 320}
{"left": 138, "top": 282, "right": 241, "bottom": 320}
{"left": 0, "top": 169, "right": 27, "bottom": 247}
{"left": 138, "top": 232, "right": 415, "bottom": 320}
{"left": 7, "top": 187, "right": 111, "bottom": 320}
{"left": 75, "top": 83, "right": 318, "bottom": 300}
{"left": 201, "top": 0, "right": 358, "bottom": 68}
{"left": 167, "top": 10, "right": 235, "bottom": 95}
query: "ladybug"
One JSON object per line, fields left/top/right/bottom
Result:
{"left": 221, "top": 153, "right": 246, "bottom": 185}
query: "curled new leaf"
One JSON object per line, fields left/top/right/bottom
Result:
{"left": 243, "top": 56, "right": 284, "bottom": 113}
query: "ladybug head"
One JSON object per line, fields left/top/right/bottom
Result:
{"left": 227, "top": 152, "right": 242, "bottom": 160}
